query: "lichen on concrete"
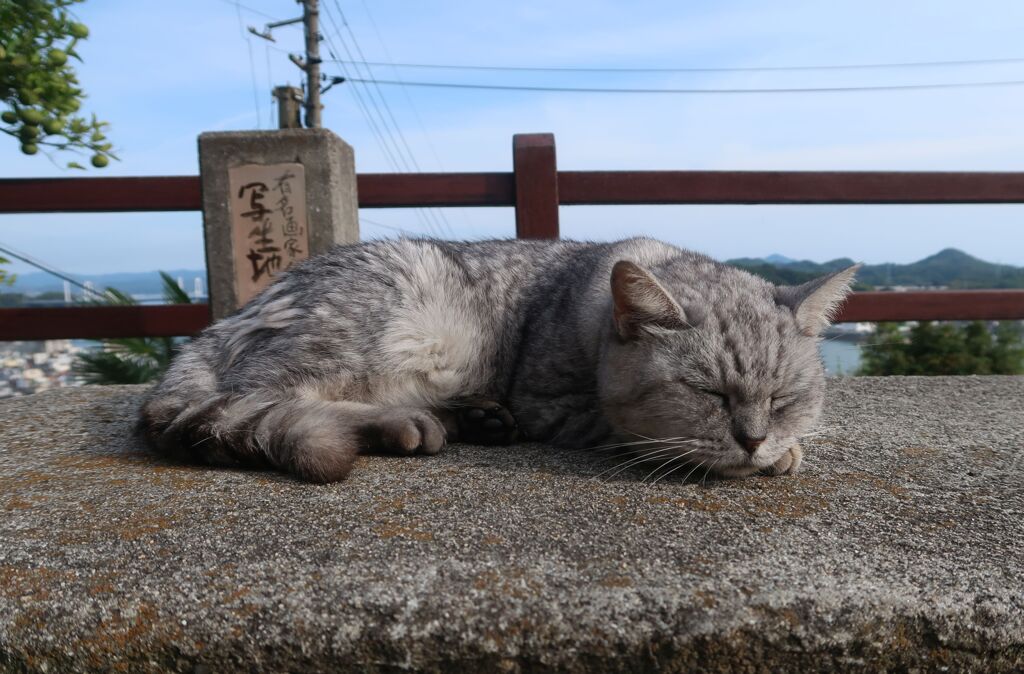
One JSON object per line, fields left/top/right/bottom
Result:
{"left": 1, "top": 377, "right": 1022, "bottom": 672}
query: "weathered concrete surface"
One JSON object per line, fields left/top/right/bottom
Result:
{"left": 1, "top": 378, "right": 1022, "bottom": 672}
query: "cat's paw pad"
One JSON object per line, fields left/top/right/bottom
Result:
{"left": 766, "top": 443, "right": 803, "bottom": 476}
{"left": 365, "top": 409, "right": 446, "bottom": 456}
{"left": 457, "top": 399, "right": 519, "bottom": 446}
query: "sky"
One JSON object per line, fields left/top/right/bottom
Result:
{"left": 2, "top": 0, "right": 1024, "bottom": 276}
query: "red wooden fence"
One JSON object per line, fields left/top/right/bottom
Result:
{"left": 1, "top": 133, "right": 1022, "bottom": 339}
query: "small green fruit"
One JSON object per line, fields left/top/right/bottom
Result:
{"left": 0, "top": 111, "right": 17, "bottom": 125}
{"left": 90, "top": 154, "right": 109, "bottom": 168}
{"left": 48, "top": 49, "right": 68, "bottom": 66}
{"left": 18, "top": 108, "right": 44, "bottom": 125}
{"left": 0, "top": 45, "right": 6, "bottom": 60}
{"left": 69, "top": 23, "right": 90, "bottom": 39}
{"left": 21, "top": 143, "right": 39, "bottom": 155}
{"left": 19, "top": 125, "right": 39, "bottom": 140}
{"left": 42, "top": 118, "right": 64, "bottom": 135}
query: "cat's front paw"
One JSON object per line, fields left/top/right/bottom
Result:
{"left": 456, "top": 399, "right": 519, "bottom": 446}
{"left": 362, "top": 409, "right": 447, "bottom": 456}
{"left": 765, "top": 443, "right": 803, "bottom": 476}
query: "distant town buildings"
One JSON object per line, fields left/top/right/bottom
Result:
{"left": 0, "top": 340, "right": 85, "bottom": 398}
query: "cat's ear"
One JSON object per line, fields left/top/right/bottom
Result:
{"left": 611, "top": 261, "right": 688, "bottom": 340}
{"left": 775, "top": 264, "right": 861, "bottom": 336}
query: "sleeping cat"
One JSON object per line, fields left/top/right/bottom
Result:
{"left": 138, "top": 237, "right": 859, "bottom": 483}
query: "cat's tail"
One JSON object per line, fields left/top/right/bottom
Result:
{"left": 137, "top": 355, "right": 357, "bottom": 483}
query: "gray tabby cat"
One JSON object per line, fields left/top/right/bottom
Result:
{"left": 139, "top": 238, "right": 858, "bottom": 483}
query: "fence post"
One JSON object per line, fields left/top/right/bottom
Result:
{"left": 513, "top": 133, "right": 560, "bottom": 239}
{"left": 198, "top": 129, "right": 359, "bottom": 320}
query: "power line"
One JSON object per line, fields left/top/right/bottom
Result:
{"left": 357, "top": 0, "right": 473, "bottom": 233}
{"left": 215, "top": 0, "right": 281, "bottom": 22}
{"left": 234, "top": 1, "right": 262, "bottom": 128}
{"left": 325, "top": 1, "right": 455, "bottom": 238}
{"left": 318, "top": 12, "right": 404, "bottom": 169}
{"left": 0, "top": 242, "right": 102, "bottom": 298}
{"left": 325, "top": 55, "right": 1024, "bottom": 74}
{"left": 264, "top": 43, "right": 275, "bottom": 127}
{"left": 340, "top": 76, "right": 1024, "bottom": 95}
{"left": 318, "top": 11, "right": 442, "bottom": 239}
{"left": 360, "top": 217, "right": 412, "bottom": 236}
{"left": 320, "top": 2, "right": 452, "bottom": 238}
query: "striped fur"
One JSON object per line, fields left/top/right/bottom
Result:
{"left": 139, "top": 238, "right": 857, "bottom": 482}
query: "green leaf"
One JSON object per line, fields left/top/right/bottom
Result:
{"left": 160, "top": 271, "right": 193, "bottom": 304}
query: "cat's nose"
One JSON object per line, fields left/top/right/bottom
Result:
{"left": 734, "top": 433, "right": 765, "bottom": 454}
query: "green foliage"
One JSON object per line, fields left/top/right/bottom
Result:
{"left": 0, "top": 255, "right": 14, "bottom": 286}
{"left": 859, "top": 321, "right": 1024, "bottom": 376}
{"left": 75, "top": 273, "right": 191, "bottom": 385}
{"left": 0, "top": 0, "right": 116, "bottom": 168}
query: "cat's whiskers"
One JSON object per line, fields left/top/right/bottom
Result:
{"left": 584, "top": 436, "right": 695, "bottom": 454}
{"left": 700, "top": 457, "right": 723, "bottom": 487}
{"left": 641, "top": 453, "right": 688, "bottom": 484}
{"left": 585, "top": 438, "right": 700, "bottom": 463}
{"left": 648, "top": 456, "right": 699, "bottom": 487}
{"left": 594, "top": 445, "right": 682, "bottom": 477}
{"left": 594, "top": 451, "right": 676, "bottom": 483}
{"left": 594, "top": 444, "right": 703, "bottom": 483}
{"left": 676, "top": 457, "right": 715, "bottom": 485}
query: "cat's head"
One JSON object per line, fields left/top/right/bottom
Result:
{"left": 597, "top": 257, "right": 859, "bottom": 478}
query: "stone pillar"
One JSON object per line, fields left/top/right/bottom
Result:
{"left": 198, "top": 129, "right": 359, "bottom": 320}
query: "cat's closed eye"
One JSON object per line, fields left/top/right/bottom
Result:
{"left": 771, "top": 394, "right": 798, "bottom": 412}
{"left": 703, "top": 390, "right": 730, "bottom": 409}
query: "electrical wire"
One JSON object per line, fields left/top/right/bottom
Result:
{"left": 357, "top": 0, "right": 472, "bottom": 233}
{"left": 215, "top": 0, "right": 280, "bottom": 22}
{"left": 235, "top": 1, "right": 262, "bottom": 128}
{"left": 264, "top": 44, "right": 276, "bottom": 128}
{"left": 0, "top": 242, "right": 103, "bottom": 298}
{"left": 324, "top": 55, "right": 1024, "bottom": 74}
{"left": 325, "top": 1, "right": 455, "bottom": 238}
{"left": 340, "top": 77, "right": 1024, "bottom": 95}
{"left": 320, "top": 4, "right": 448, "bottom": 239}
{"left": 318, "top": 16, "right": 408, "bottom": 180}
{"left": 360, "top": 217, "right": 413, "bottom": 236}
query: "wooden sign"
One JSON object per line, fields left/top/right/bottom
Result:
{"left": 227, "top": 163, "right": 310, "bottom": 306}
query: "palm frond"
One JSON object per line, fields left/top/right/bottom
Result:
{"left": 73, "top": 270, "right": 195, "bottom": 385}
{"left": 76, "top": 349, "right": 163, "bottom": 385}
{"left": 160, "top": 271, "right": 193, "bottom": 304}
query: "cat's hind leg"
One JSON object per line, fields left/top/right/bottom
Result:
{"left": 141, "top": 392, "right": 447, "bottom": 483}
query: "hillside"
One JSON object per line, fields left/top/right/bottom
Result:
{"left": 728, "top": 249, "right": 1024, "bottom": 289}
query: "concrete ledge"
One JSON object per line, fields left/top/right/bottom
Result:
{"left": 1, "top": 378, "right": 1022, "bottom": 672}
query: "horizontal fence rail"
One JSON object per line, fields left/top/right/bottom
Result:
{"left": 7, "top": 170, "right": 1024, "bottom": 212}
{"left": 0, "top": 176, "right": 203, "bottom": 213}
{"left": 2, "top": 130, "right": 1024, "bottom": 340}
{"left": 558, "top": 171, "right": 1024, "bottom": 205}
{"left": 2, "top": 305, "right": 211, "bottom": 341}
{"left": 3, "top": 291, "right": 1023, "bottom": 341}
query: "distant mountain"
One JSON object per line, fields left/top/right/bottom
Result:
{"left": 4, "top": 248, "right": 1022, "bottom": 296}
{"left": 3, "top": 269, "right": 207, "bottom": 295}
{"left": 727, "top": 249, "right": 1024, "bottom": 289}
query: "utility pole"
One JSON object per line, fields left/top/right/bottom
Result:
{"left": 248, "top": 1, "right": 323, "bottom": 129}
{"left": 302, "top": 0, "right": 322, "bottom": 128}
